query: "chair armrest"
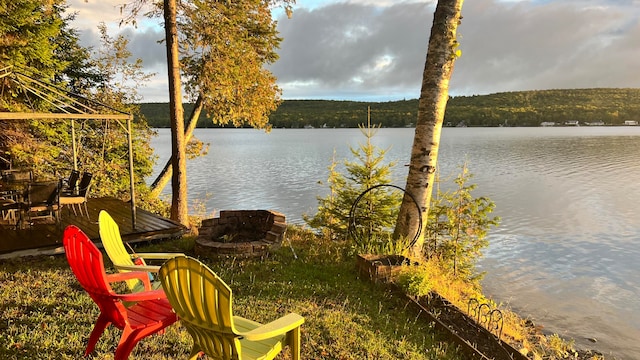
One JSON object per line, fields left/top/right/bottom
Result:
{"left": 114, "top": 263, "right": 161, "bottom": 273}
{"left": 134, "top": 252, "right": 185, "bottom": 260}
{"left": 115, "top": 289, "right": 167, "bottom": 302}
{"left": 106, "top": 271, "right": 152, "bottom": 291}
{"left": 240, "top": 313, "right": 304, "bottom": 341}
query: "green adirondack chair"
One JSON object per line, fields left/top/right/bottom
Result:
{"left": 99, "top": 210, "right": 183, "bottom": 292}
{"left": 158, "top": 255, "right": 304, "bottom": 360}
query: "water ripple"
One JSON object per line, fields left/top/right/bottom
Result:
{"left": 152, "top": 127, "right": 640, "bottom": 359}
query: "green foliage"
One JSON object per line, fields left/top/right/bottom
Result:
{"left": 142, "top": 99, "right": 419, "bottom": 128}
{"left": 545, "top": 334, "right": 577, "bottom": 358}
{"left": 141, "top": 88, "right": 640, "bottom": 128}
{"left": 0, "top": 0, "right": 66, "bottom": 92}
{"left": 179, "top": 0, "right": 283, "bottom": 130}
{"left": 356, "top": 234, "right": 413, "bottom": 257}
{"left": 0, "top": 10, "right": 161, "bottom": 213}
{"left": 0, "top": 1, "right": 86, "bottom": 174}
{"left": 395, "top": 266, "right": 433, "bottom": 297}
{"left": 446, "top": 88, "right": 640, "bottom": 127}
{"left": 70, "top": 24, "right": 157, "bottom": 205}
{"left": 0, "top": 0, "right": 70, "bottom": 159}
{"left": 304, "top": 120, "right": 401, "bottom": 242}
{"left": 54, "top": 12, "right": 105, "bottom": 93}
{"left": 425, "top": 164, "right": 500, "bottom": 281}
{"left": 304, "top": 119, "right": 498, "bottom": 283}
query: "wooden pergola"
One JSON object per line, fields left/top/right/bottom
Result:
{"left": 0, "top": 67, "right": 139, "bottom": 228}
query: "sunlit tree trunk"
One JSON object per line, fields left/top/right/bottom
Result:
{"left": 164, "top": 0, "right": 189, "bottom": 226}
{"left": 149, "top": 95, "right": 203, "bottom": 198}
{"left": 394, "top": 0, "right": 464, "bottom": 256}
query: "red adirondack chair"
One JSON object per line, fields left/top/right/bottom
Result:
{"left": 62, "top": 225, "right": 177, "bottom": 359}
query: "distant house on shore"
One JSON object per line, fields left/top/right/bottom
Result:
{"left": 624, "top": 120, "right": 638, "bottom": 126}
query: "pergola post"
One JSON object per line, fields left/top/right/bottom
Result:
{"left": 126, "top": 115, "right": 137, "bottom": 229}
{"left": 71, "top": 119, "right": 77, "bottom": 171}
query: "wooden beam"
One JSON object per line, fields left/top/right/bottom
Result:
{"left": 0, "top": 112, "right": 131, "bottom": 120}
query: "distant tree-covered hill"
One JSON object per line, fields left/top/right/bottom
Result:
{"left": 140, "top": 88, "right": 640, "bottom": 128}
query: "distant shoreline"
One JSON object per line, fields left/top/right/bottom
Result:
{"left": 141, "top": 88, "right": 640, "bottom": 129}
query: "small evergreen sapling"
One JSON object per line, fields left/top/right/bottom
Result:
{"left": 304, "top": 120, "right": 401, "bottom": 246}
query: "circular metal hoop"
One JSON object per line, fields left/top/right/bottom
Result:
{"left": 348, "top": 184, "right": 422, "bottom": 249}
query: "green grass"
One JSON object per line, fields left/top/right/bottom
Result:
{"left": 0, "top": 227, "right": 464, "bottom": 360}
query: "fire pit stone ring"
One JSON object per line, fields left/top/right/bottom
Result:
{"left": 195, "top": 210, "right": 287, "bottom": 258}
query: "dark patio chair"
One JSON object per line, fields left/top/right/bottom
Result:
{"left": 0, "top": 198, "right": 22, "bottom": 227}
{"left": 61, "top": 169, "right": 80, "bottom": 195}
{"left": 25, "top": 181, "right": 60, "bottom": 225}
{"left": 60, "top": 172, "right": 92, "bottom": 219}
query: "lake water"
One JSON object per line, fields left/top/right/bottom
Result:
{"left": 150, "top": 127, "right": 640, "bottom": 359}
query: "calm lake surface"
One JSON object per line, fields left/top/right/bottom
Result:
{"left": 150, "top": 127, "right": 640, "bottom": 359}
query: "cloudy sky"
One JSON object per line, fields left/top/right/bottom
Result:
{"left": 66, "top": 0, "right": 640, "bottom": 102}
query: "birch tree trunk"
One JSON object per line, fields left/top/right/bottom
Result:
{"left": 394, "top": 0, "right": 464, "bottom": 255}
{"left": 164, "top": 0, "right": 189, "bottom": 226}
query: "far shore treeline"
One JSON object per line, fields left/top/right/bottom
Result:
{"left": 141, "top": 88, "right": 640, "bottom": 128}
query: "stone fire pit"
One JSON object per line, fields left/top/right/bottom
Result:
{"left": 195, "top": 210, "right": 287, "bottom": 258}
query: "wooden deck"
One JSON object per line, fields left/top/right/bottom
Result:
{"left": 0, "top": 197, "right": 186, "bottom": 258}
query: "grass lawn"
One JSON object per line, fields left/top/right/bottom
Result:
{"left": 0, "top": 227, "right": 465, "bottom": 359}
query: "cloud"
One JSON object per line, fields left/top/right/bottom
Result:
{"left": 270, "top": 2, "right": 434, "bottom": 100}
{"left": 119, "top": 27, "right": 166, "bottom": 69}
{"left": 66, "top": 0, "right": 640, "bottom": 102}
{"left": 453, "top": 0, "right": 640, "bottom": 95}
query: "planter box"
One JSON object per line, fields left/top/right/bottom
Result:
{"left": 356, "top": 254, "right": 413, "bottom": 283}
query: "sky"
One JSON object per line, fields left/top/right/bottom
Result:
{"left": 66, "top": 0, "right": 640, "bottom": 102}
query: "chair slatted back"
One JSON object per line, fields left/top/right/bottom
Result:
{"left": 99, "top": 210, "right": 144, "bottom": 291}
{"left": 63, "top": 225, "right": 128, "bottom": 328}
{"left": 159, "top": 256, "right": 240, "bottom": 359}
{"left": 7, "top": 169, "right": 32, "bottom": 182}
{"left": 67, "top": 170, "right": 80, "bottom": 191}
{"left": 28, "top": 181, "right": 59, "bottom": 206}
{"left": 78, "top": 172, "right": 93, "bottom": 197}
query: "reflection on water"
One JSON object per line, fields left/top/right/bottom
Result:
{"left": 151, "top": 127, "right": 640, "bottom": 359}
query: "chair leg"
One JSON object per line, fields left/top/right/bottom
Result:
{"left": 115, "top": 325, "right": 166, "bottom": 360}
{"left": 114, "top": 327, "right": 139, "bottom": 360}
{"left": 16, "top": 209, "right": 26, "bottom": 230}
{"left": 288, "top": 327, "right": 302, "bottom": 360}
{"left": 85, "top": 315, "right": 111, "bottom": 356}
{"left": 66, "top": 203, "right": 78, "bottom": 217}
{"left": 2, "top": 209, "right": 17, "bottom": 224}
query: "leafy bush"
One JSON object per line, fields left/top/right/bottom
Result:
{"left": 395, "top": 266, "right": 433, "bottom": 297}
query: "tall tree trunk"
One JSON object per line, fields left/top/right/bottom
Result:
{"left": 164, "top": 0, "right": 189, "bottom": 226}
{"left": 394, "top": 0, "right": 464, "bottom": 256}
{"left": 149, "top": 95, "right": 204, "bottom": 198}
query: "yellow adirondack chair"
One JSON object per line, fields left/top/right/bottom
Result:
{"left": 99, "top": 210, "right": 183, "bottom": 292}
{"left": 158, "top": 256, "right": 304, "bottom": 360}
